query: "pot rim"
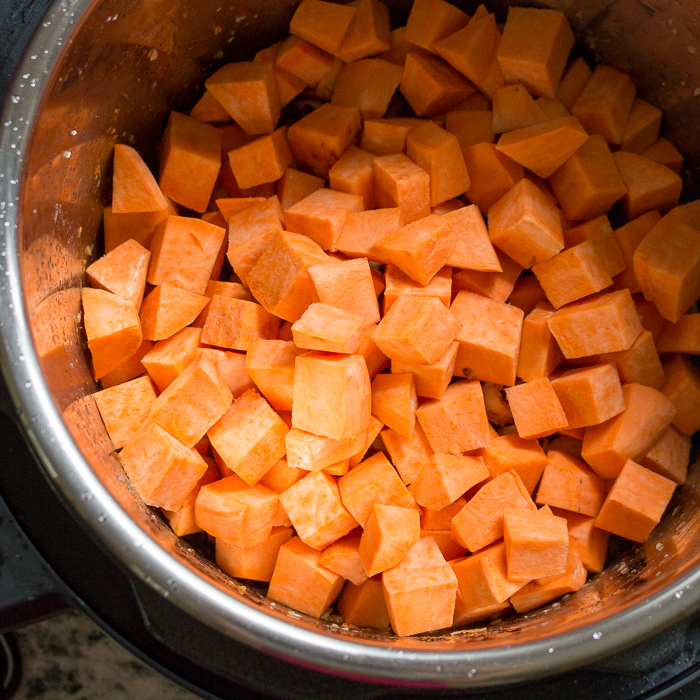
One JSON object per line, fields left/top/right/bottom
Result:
{"left": 2, "top": 0, "right": 700, "bottom": 688}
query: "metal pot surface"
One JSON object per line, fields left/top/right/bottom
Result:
{"left": 1, "top": 0, "right": 700, "bottom": 688}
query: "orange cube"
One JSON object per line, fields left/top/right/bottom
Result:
{"left": 164, "top": 458, "right": 221, "bottom": 536}
{"left": 496, "top": 7, "right": 574, "bottom": 98}
{"left": 205, "top": 62, "right": 280, "bottom": 135}
{"left": 119, "top": 421, "right": 208, "bottom": 510}
{"left": 371, "top": 373, "right": 416, "bottom": 440}
{"left": 292, "top": 351, "right": 371, "bottom": 441}
{"left": 479, "top": 433, "right": 547, "bottom": 495}
{"left": 488, "top": 178, "right": 564, "bottom": 269}
{"left": 452, "top": 249, "right": 523, "bottom": 303}
{"left": 331, "top": 59, "right": 403, "bottom": 120}
{"left": 508, "top": 275, "right": 547, "bottom": 316}
{"left": 372, "top": 295, "right": 462, "bottom": 365}
{"left": 276, "top": 167, "right": 324, "bottom": 210}
{"left": 563, "top": 215, "right": 626, "bottom": 278}
{"left": 581, "top": 382, "right": 677, "bottom": 479}
{"left": 317, "top": 530, "right": 368, "bottom": 585}
{"left": 557, "top": 57, "right": 592, "bottom": 111}
{"left": 139, "top": 284, "right": 208, "bottom": 342}
{"left": 404, "top": 0, "right": 468, "bottom": 52}
{"left": 491, "top": 84, "right": 547, "bottom": 134}
{"left": 158, "top": 112, "right": 222, "bottom": 212}
{"left": 594, "top": 460, "right": 676, "bottom": 542}
{"left": 193, "top": 280, "right": 254, "bottom": 329}
{"left": 360, "top": 117, "right": 424, "bottom": 157}
{"left": 195, "top": 348, "right": 255, "bottom": 399}
{"left": 383, "top": 264, "right": 451, "bottom": 314}
{"left": 112, "top": 144, "right": 168, "bottom": 214}
{"left": 658, "top": 314, "right": 700, "bottom": 355}
{"left": 287, "top": 103, "right": 362, "bottom": 178}
{"left": 451, "top": 471, "right": 536, "bottom": 551}
{"left": 102, "top": 200, "right": 177, "bottom": 253}
{"left": 553, "top": 509, "right": 609, "bottom": 574}
{"left": 148, "top": 353, "right": 232, "bottom": 448}
{"left": 268, "top": 536, "right": 345, "bottom": 618}
{"left": 546, "top": 289, "right": 642, "bottom": 358}
{"left": 621, "top": 98, "right": 663, "bottom": 154}
{"left": 286, "top": 188, "right": 364, "bottom": 252}
{"left": 516, "top": 303, "right": 562, "bottom": 383}
{"left": 445, "top": 109, "right": 495, "bottom": 151}
{"left": 463, "top": 142, "right": 524, "bottom": 213}
{"left": 661, "top": 353, "right": 700, "bottom": 436}
{"left": 336, "top": 0, "right": 391, "bottom": 62}
{"left": 279, "top": 471, "right": 358, "bottom": 550}
{"left": 374, "top": 153, "right": 431, "bottom": 224}
{"left": 290, "top": 0, "right": 357, "bottom": 55}
{"left": 597, "top": 329, "right": 665, "bottom": 390}
{"left": 380, "top": 423, "right": 434, "bottom": 486}
{"left": 94, "top": 376, "right": 158, "bottom": 450}
{"left": 141, "top": 327, "right": 202, "bottom": 392}
{"left": 274, "top": 35, "right": 335, "bottom": 87}
{"left": 337, "top": 578, "right": 391, "bottom": 629}
{"left": 409, "top": 454, "right": 490, "bottom": 511}
{"left": 450, "top": 290, "right": 524, "bottom": 386}
{"left": 400, "top": 50, "right": 475, "bottom": 117}
{"left": 416, "top": 379, "right": 490, "bottom": 455}
{"left": 643, "top": 137, "right": 684, "bottom": 174}
{"left": 358, "top": 326, "right": 390, "bottom": 379}
{"left": 640, "top": 425, "right": 691, "bottom": 486}
{"left": 549, "top": 135, "right": 628, "bottom": 221}
{"left": 216, "top": 526, "right": 293, "bottom": 582}
{"left": 337, "top": 208, "right": 403, "bottom": 264}
{"left": 535, "top": 449, "right": 607, "bottom": 517}
{"left": 391, "top": 340, "right": 458, "bottom": 401}
{"left": 329, "top": 146, "right": 376, "bottom": 210}
{"left": 443, "top": 204, "right": 501, "bottom": 272}
{"left": 227, "top": 126, "right": 293, "bottom": 189}
{"left": 382, "top": 537, "right": 458, "bottom": 636}
{"left": 201, "top": 296, "right": 279, "bottom": 351}
{"left": 99, "top": 339, "right": 154, "bottom": 390}
{"left": 247, "top": 231, "right": 331, "bottom": 322}
{"left": 420, "top": 495, "right": 466, "bottom": 531}
{"left": 504, "top": 507, "right": 569, "bottom": 581}
{"left": 244, "top": 339, "right": 302, "bottom": 412}
{"left": 506, "top": 377, "right": 568, "bottom": 439}
{"left": 291, "top": 303, "right": 364, "bottom": 354}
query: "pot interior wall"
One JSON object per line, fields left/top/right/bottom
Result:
{"left": 17, "top": 0, "right": 700, "bottom": 657}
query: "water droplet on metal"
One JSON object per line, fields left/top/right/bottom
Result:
{"left": 24, "top": 381, "right": 31, "bottom": 388}
{"left": 592, "top": 632, "right": 602, "bottom": 640}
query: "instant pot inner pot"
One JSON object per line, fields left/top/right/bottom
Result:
{"left": 13, "top": 0, "right": 700, "bottom": 682}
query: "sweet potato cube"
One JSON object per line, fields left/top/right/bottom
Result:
{"left": 139, "top": 284, "right": 208, "bottom": 342}
{"left": 94, "top": 376, "right": 157, "bottom": 450}
{"left": 535, "top": 450, "right": 607, "bottom": 517}
{"left": 479, "top": 434, "right": 547, "bottom": 494}
{"left": 594, "top": 460, "right": 676, "bottom": 542}
{"left": 508, "top": 275, "right": 547, "bottom": 316}
{"left": 546, "top": 289, "right": 642, "bottom": 358}
{"left": 292, "top": 351, "right": 371, "bottom": 441}
{"left": 406, "top": 123, "right": 470, "bottom": 207}
{"left": 147, "top": 216, "right": 225, "bottom": 295}
{"left": 158, "top": 112, "right": 222, "bottom": 212}
{"left": 244, "top": 339, "right": 302, "bottom": 412}
{"left": 450, "top": 290, "right": 524, "bottom": 386}
{"left": 359, "top": 503, "right": 420, "bottom": 577}
{"left": 141, "top": 327, "right": 202, "bottom": 392}
{"left": 536, "top": 96, "right": 570, "bottom": 121}
{"left": 216, "top": 526, "right": 293, "bottom": 582}
{"left": 195, "top": 348, "right": 255, "bottom": 399}
{"left": 119, "top": 421, "right": 208, "bottom": 510}
{"left": 488, "top": 178, "right": 563, "bottom": 269}
{"left": 103, "top": 200, "right": 177, "bottom": 253}
{"left": 164, "top": 458, "right": 221, "bottom": 536}
{"left": 286, "top": 188, "right": 364, "bottom": 252}
{"left": 268, "top": 536, "right": 345, "bottom": 617}
{"left": 496, "top": 116, "right": 588, "bottom": 180}
{"left": 391, "top": 340, "right": 458, "bottom": 401}
{"left": 338, "top": 578, "right": 391, "bottom": 629}
{"left": 216, "top": 196, "right": 266, "bottom": 223}
{"left": 274, "top": 35, "right": 335, "bottom": 87}
{"left": 399, "top": 50, "right": 475, "bottom": 117}
{"left": 308, "top": 257, "right": 380, "bottom": 329}
{"left": 358, "top": 326, "right": 390, "bottom": 379}
{"left": 247, "top": 231, "right": 332, "bottom": 322}
{"left": 290, "top": 0, "right": 356, "bottom": 54}
{"left": 661, "top": 353, "right": 700, "bottom": 435}
{"left": 381, "top": 423, "right": 434, "bottom": 486}
{"left": 374, "top": 153, "right": 430, "bottom": 225}
{"left": 317, "top": 530, "right": 367, "bottom": 585}
{"left": 635, "top": 295, "right": 668, "bottom": 342}
{"left": 382, "top": 537, "right": 458, "bottom": 636}
{"left": 516, "top": 303, "right": 562, "bottom": 383}
{"left": 563, "top": 215, "right": 626, "bottom": 279}
{"left": 338, "top": 452, "right": 416, "bottom": 528}
{"left": 383, "top": 264, "right": 451, "bottom": 314}
{"left": 285, "top": 426, "right": 369, "bottom": 471}
{"left": 409, "top": 454, "right": 489, "bottom": 511}
{"left": 504, "top": 507, "right": 569, "bottom": 581}
{"left": 641, "top": 425, "right": 690, "bottom": 486}
{"left": 463, "top": 142, "right": 524, "bottom": 213}
{"left": 551, "top": 364, "right": 625, "bottom": 430}
{"left": 420, "top": 495, "right": 465, "bottom": 532}
{"left": 376, "top": 213, "right": 456, "bottom": 286}
{"left": 279, "top": 471, "right": 358, "bottom": 550}
{"left": 571, "top": 65, "right": 636, "bottom": 145}
{"left": 86, "top": 239, "right": 150, "bottom": 310}
{"left": 205, "top": 62, "right": 280, "bottom": 135}
{"left": 492, "top": 84, "right": 547, "bottom": 134}
{"left": 201, "top": 296, "right": 279, "bottom": 351}
{"left": 658, "top": 314, "right": 700, "bottom": 355}
{"left": 442, "top": 203, "right": 500, "bottom": 273}
{"left": 452, "top": 249, "right": 523, "bottom": 302}
{"left": 337, "top": 208, "right": 403, "bottom": 264}
{"left": 552, "top": 509, "right": 609, "bottom": 574}
{"left": 549, "top": 134, "right": 628, "bottom": 221}
{"left": 372, "top": 295, "right": 462, "bottom": 365}
{"left": 597, "top": 329, "right": 665, "bottom": 390}
{"left": 614, "top": 152, "right": 682, "bottom": 220}
{"left": 371, "top": 373, "right": 416, "bottom": 440}
{"left": 581, "top": 382, "right": 676, "bottom": 479}
{"left": 100, "top": 339, "right": 154, "bottom": 390}
{"left": 496, "top": 7, "right": 574, "bottom": 98}
{"left": 451, "top": 471, "right": 535, "bottom": 551}
{"left": 81, "top": 288, "right": 142, "bottom": 379}
{"left": 147, "top": 352, "right": 232, "bottom": 448}
{"left": 331, "top": 59, "right": 403, "bottom": 120}
{"left": 228, "top": 126, "right": 293, "bottom": 190}
{"left": 633, "top": 214, "right": 700, "bottom": 323}
{"left": 112, "top": 144, "right": 168, "bottom": 214}
{"left": 506, "top": 377, "right": 568, "bottom": 440}
{"left": 276, "top": 167, "right": 324, "bottom": 211}
{"left": 557, "top": 57, "right": 592, "bottom": 111}
{"left": 287, "top": 103, "right": 362, "bottom": 178}
{"left": 207, "top": 388, "right": 288, "bottom": 486}
{"left": 291, "top": 303, "right": 364, "bottom": 354}
{"left": 416, "top": 379, "right": 490, "bottom": 455}
{"left": 404, "top": 0, "right": 468, "bottom": 52}
{"left": 328, "top": 147, "right": 376, "bottom": 210}
{"left": 445, "top": 109, "right": 495, "bottom": 151}
{"left": 335, "top": 0, "right": 391, "bottom": 62}
{"left": 621, "top": 98, "right": 663, "bottom": 154}
{"left": 643, "top": 137, "right": 684, "bottom": 174}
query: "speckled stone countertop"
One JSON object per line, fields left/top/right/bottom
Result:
{"left": 12, "top": 611, "right": 201, "bottom": 700}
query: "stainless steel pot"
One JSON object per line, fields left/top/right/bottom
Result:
{"left": 2, "top": 0, "right": 700, "bottom": 688}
